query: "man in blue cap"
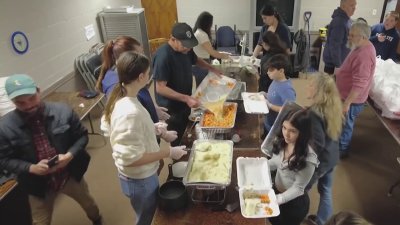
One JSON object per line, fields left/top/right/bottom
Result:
{"left": 0, "top": 74, "right": 102, "bottom": 225}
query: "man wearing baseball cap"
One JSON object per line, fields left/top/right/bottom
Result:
{"left": 152, "top": 22, "right": 223, "bottom": 146}
{"left": 0, "top": 74, "right": 102, "bottom": 225}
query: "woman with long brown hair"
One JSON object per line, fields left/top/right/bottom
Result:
{"left": 96, "top": 36, "right": 170, "bottom": 123}
{"left": 101, "top": 52, "right": 187, "bottom": 225}
{"left": 268, "top": 109, "right": 318, "bottom": 225}
{"left": 192, "top": 11, "right": 230, "bottom": 86}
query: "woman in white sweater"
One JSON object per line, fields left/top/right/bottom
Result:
{"left": 268, "top": 109, "right": 318, "bottom": 225}
{"left": 192, "top": 11, "right": 230, "bottom": 86}
{"left": 101, "top": 52, "right": 187, "bottom": 225}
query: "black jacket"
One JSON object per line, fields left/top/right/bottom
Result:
{"left": 323, "top": 7, "right": 351, "bottom": 68}
{"left": 0, "top": 102, "right": 90, "bottom": 198}
{"left": 306, "top": 110, "right": 339, "bottom": 190}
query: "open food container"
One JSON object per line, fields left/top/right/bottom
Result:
{"left": 198, "top": 102, "right": 238, "bottom": 135}
{"left": 236, "top": 157, "right": 280, "bottom": 218}
{"left": 241, "top": 92, "right": 269, "bottom": 114}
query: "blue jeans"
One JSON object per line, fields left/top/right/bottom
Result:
{"left": 339, "top": 103, "right": 365, "bottom": 152}
{"left": 315, "top": 168, "right": 335, "bottom": 225}
{"left": 119, "top": 173, "right": 159, "bottom": 225}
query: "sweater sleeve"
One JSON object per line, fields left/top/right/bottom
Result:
{"left": 276, "top": 160, "right": 316, "bottom": 205}
{"left": 110, "top": 114, "right": 146, "bottom": 167}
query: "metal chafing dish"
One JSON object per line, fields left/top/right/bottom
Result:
{"left": 198, "top": 102, "right": 238, "bottom": 136}
{"left": 183, "top": 139, "right": 234, "bottom": 203}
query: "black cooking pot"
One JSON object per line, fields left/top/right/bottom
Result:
{"left": 158, "top": 165, "right": 188, "bottom": 211}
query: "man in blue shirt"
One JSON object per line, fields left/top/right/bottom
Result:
{"left": 370, "top": 11, "right": 399, "bottom": 61}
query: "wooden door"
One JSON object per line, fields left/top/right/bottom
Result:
{"left": 141, "top": 0, "right": 177, "bottom": 39}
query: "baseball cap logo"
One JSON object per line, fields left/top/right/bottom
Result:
{"left": 186, "top": 31, "right": 192, "bottom": 38}
{"left": 14, "top": 80, "right": 22, "bottom": 86}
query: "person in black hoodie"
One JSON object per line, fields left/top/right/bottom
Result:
{"left": 370, "top": 11, "right": 399, "bottom": 61}
{"left": 305, "top": 74, "right": 344, "bottom": 225}
{"left": 323, "top": 0, "right": 357, "bottom": 74}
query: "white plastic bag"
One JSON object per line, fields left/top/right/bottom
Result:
{"left": 369, "top": 57, "right": 400, "bottom": 119}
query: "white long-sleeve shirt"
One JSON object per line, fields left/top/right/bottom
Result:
{"left": 101, "top": 97, "right": 159, "bottom": 179}
{"left": 268, "top": 146, "right": 319, "bottom": 205}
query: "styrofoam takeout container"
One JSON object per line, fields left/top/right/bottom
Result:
{"left": 236, "top": 157, "right": 280, "bottom": 218}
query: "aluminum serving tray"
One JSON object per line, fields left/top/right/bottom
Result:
{"left": 183, "top": 139, "right": 234, "bottom": 189}
{"left": 198, "top": 102, "right": 238, "bottom": 134}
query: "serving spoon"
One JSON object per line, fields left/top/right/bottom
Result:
{"left": 187, "top": 117, "right": 200, "bottom": 138}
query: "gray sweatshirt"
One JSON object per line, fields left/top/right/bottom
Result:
{"left": 268, "top": 146, "right": 319, "bottom": 205}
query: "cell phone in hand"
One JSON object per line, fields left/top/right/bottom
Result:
{"left": 47, "top": 155, "right": 59, "bottom": 168}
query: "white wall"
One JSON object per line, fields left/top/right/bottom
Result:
{"left": 0, "top": 0, "right": 140, "bottom": 91}
{"left": 177, "top": 0, "right": 384, "bottom": 52}
{"left": 177, "top": 0, "right": 251, "bottom": 30}
{"left": 0, "top": 0, "right": 385, "bottom": 92}
{"left": 298, "top": 0, "right": 383, "bottom": 31}
{"left": 177, "top": 0, "right": 384, "bottom": 32}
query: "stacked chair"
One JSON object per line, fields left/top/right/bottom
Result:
{"left": 75, "top": 43, "right": 105, "bottom": 108}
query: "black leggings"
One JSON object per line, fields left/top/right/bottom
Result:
{"left": 268, "top": 193, "right": 310, "bottom": 225}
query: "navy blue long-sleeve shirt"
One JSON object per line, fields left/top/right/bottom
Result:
{"left": 370, "top": 23, "right": 399, "bottom": 61}
{"left": 323, "top": 7, "right": 351, "bottom": 68}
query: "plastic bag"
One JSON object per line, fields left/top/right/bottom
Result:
{"left": 192, "top": 73, "right": 236, "bottom": 114}
{"left": 369, "top": 57, "right": 400, "bottom": 119}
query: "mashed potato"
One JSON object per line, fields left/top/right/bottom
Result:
{"left": 188, "top": 142, "right": 232, "bottom": 184}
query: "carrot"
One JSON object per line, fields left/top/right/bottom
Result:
{"left": 260, "top": 194, "right": 270, "bottom": 203}
{"left": 202, "top": 104, "right": 235, "bottom": 127}
{"left": 264, "top": 207, "right": 273, "bottom": 215}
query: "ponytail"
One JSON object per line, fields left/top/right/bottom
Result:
{"left": 103, "top": 82, "right": 126, "bottom": 123}
{"left": 96, "top": 40, "right": 116, "bottom": 92}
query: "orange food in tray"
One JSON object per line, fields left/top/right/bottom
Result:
{"left": 264, "top": 206, "right": 273, "bottom": 215}
{"left": 202, "top": 104, "right": 236, "bottom": 127}
{"left": 260, "top": 194, "right": 270, "bottom": 203}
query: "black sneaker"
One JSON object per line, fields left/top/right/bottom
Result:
{"left": 93, "top": 217, "right": 103, "bottom": 225}
{"left": 306, "top": 214, "right": 318, "bottom": 225}
{"left": 340, "top": 151, "right": 349, "bottom": 159}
